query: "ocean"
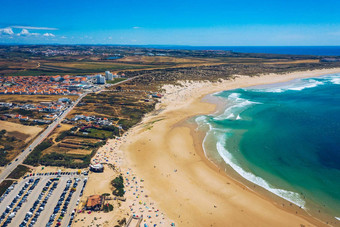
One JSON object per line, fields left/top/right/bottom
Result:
{"left": 195, "top": 73, "right": 340, "bottom": 221}
{"left": 144, "top": 45, "right": 340, "bottom": 56}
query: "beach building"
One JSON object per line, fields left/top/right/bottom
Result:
{"left": 89, "top": 163, "right": 104, "bottom": 172}
{"left": 96, "top": 74, "right": 106, "bottom": 84}
{"left": 85, "top": 195, "right": 103, "bottom": 211}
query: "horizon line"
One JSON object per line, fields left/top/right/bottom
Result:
{"left": 0, "top": 43, "right": 340, "bottom": 47}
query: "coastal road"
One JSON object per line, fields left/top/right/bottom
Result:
{"left": 0, "top": 93, "right": 87, "bottom": 184}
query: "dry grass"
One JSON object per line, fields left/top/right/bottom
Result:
{"left": 43, "top": 145, "right": 92, "bottom": 156}
{"left": 0, "top": 60, "right": 38, "bottom": 73}
{"left": 264, "top": 59, "right": 320, "bottom": 64}
{"left": 66, "top": 149, "right": 92, "bottom": 155}
{"left": 43, "top": 61, "right": 150, "bottom": 70}
{"left": 62, "top": 137, "right": 100, "bottom": 144}
{"left": 49, "top": 123, "right": 73, "bottom": 142}
{"left": 0, "top": 121, "right": 43, "bottom": 163}
{"left": 0, "top": 95, "right": 78, "bottom": 103}
{"left": 0, "top": 121, "right": 42, "bottom": 142}
{"left": 117, "top": 56, "right": 212, "bottom": 64}
{"left": 6, "top": 131, "right": 30, "bottom": 141}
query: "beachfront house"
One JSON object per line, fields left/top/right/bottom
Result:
{"left": 85, "top": 195, "right": 103, "bottom": 211}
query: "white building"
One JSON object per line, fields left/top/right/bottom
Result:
{"left": 96, "top": 74, "right": 106, "bottom": 84}
{"left": 89, "top": 164, "right": 104, "bottom": 172}
{"left": 105, "top": 71, "right": 113, "bottom": 81}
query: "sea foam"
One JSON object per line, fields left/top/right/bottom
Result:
{"left": 322, "top": 74, "right": 340, "bottom": 85}
{"left": 250, "top": 79, "right": 325, "bottom": 93}
{"left": 214, "top": 133, "right": 306, "bottom": 208}
{"left": 213, "top": 93, "right": 259, "bottom": 120}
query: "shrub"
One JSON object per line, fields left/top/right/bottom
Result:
{"left": 111, "top": 175, "right": 125, "bottom": 197}
{"left": 24, "top": 139, "right": 53, "bottom": 166}
{"left": 103, "top": 203, "right": 113, "bottom": 213}
{"left": 55, "top": 130, "right": 70, "bottom": 142}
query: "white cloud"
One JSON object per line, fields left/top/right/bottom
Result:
{"left": 19, "top": 29, "right": 29, "bottom": 35}
{"left": 43, "top": 33, "right": 55, "bottom": 37}
{"left": 12, "top": 26, "right": 58, "bottom": 30}
{"left": 133, "top": 26, "right": 141, "bottom": 29}
{"left": 18, "top": 29, "right": 39, "bottom": 36}
{"left": 0, "top": 27, "right": 14, "bottom": 35}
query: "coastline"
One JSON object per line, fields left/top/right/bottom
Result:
{"left": 121, "top": 68, "right": 340, "bottom": 226}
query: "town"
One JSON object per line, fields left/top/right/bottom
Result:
{"left": 0, "top": 71, "right": 123, "bottom": 96}
{"left": 0, "top": 71, "right": 126, "bottom": 124}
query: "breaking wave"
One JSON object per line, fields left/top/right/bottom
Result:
{"left": 214, "top": 133, "right": 306, "bottom": 208}
{"left": 213, "top": 93, "right": 259, "bottom": 120}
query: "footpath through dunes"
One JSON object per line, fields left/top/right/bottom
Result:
{"left": 121, "top": 68, "right": 340, "bottom": 227}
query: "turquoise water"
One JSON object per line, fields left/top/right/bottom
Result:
{"left": 195, "top": 74, "right": 340, "bottom": 220}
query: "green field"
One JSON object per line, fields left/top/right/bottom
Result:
{"left": 87, "top": 128, "right": 115, "bottom": 139}
{"left": 107, "top": 78, "right": 127, "bottom": 84}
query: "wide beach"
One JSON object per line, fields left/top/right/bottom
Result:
{"left": 121, "top": 68, "right": 340, "bottom": 227}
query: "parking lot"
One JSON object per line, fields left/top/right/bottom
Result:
{"left": 0, "top": 172, "right": 88, "bottom": 227}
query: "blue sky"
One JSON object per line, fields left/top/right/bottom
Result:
{"left": 1, "top": 0, "right": 340, "bottom": 45}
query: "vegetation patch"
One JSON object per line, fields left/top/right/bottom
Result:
{"left": 106, "top": 78, "right": 126, "bottom": 84}
{"left": 103, "top": 203, "right": 114, "bottom": 212}
{"left": 0, "top": 180, "right": 13, "bottom": 197}
{"left": 23, "top": 139, "right": 53, "bottom": 166}
{"left": 7, "top": 165, "right": 31, "bottom": 179}
{"left": 39, "top": 151, "right": 95, "bottom": 168}
{"left": 111, "top": 175, "right": 125, "bottom": 197}
{"left": 0, "top": 128, "right": 32, "bottom": 166}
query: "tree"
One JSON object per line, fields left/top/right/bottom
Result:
{"left": 103, "top": 203, "right": 113, "bottom": 213}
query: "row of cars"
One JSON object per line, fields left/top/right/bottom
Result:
{"left": 0, "top": 182, "right": 18, "bottom": 203}
{"left": 24, "top": 171, "right": 82, "bottom": 179}
{"left": 46, "top": 179, "right": 77, "bottom": 227}
{"left": 67, "top": 178, "right": 88, "bottom": 227}
{"left": 19, "top": 180, "right": 58, "bottom": 227}
{"left": 1, "top": 178, "right": 40, "bottom": 227}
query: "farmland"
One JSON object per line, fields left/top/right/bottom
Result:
{"left": 0, "top": 45, "right": 329, "bottom": 77}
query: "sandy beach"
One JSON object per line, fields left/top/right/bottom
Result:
{"left": 118, "top": 68, "right": 340, "bottom": 227}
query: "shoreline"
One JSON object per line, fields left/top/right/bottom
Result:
{"left": 121, "top": 68, "right": 340, "bottom": 226}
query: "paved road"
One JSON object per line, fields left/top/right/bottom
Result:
{"left": 0, "top": 93, "right": 87, "bottom": 184}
